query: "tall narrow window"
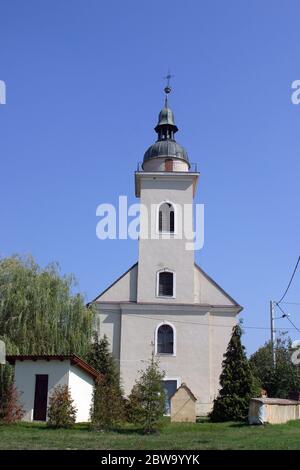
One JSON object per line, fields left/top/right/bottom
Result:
{"left": 158, "top": 202, "right": 175, "bottom": 233}
{"left": 157, "top": 324, "right": 174, "bottom": 354}
{"left": 158, "top": 271, "right": 174, "bottom": 297}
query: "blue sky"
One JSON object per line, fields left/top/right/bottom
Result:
{"left": 0, "top": 0, "right": 299, "bottom": 355}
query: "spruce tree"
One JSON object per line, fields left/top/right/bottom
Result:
{"left": 210, "top": 324, "right": 255, "bottom": 422}
{"left": 127, "top": 354, "right": 165, "bottom": 433}
{"left": 90, "top": 377, "right": 124, "bottom": 430}
{"left": 86, "top": 333, "right": 120, "bottom": 387}
{"left": 88, "top": 333, "right": 124, "bottom": 430}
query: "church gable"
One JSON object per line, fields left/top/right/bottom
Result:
{"left": 94, "top": 262, "right": 138, "bottom": 302}
{"left": 194, "top": 263, "right": 240, "bottom": 308}
{"left": 93, "top": 261, "right": 240, "bottom": 308}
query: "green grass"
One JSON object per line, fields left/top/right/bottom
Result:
{"left": 1, "top": 419, "right": 300, "bottom": 450}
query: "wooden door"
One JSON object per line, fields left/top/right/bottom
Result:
{"left": 33, "top": 374, "right": 48, "bottom": 421}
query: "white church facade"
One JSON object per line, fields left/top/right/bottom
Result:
{"left": 91, "top": 87, "right": 242, "bottom": 415}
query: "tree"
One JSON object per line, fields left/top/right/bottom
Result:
{"left": 88, "top": 333, "right": 124, "bottom": 430}
{"left": 127, "top": 354, "right": 165, "bottom": 433}
{"left": 0, "top": 337, "right": 19, "bottom": 421}
{"left": 86, "top": 333, "right": 120, "bottom": 387}
{"left": 0, "top": 255, "right": 93, "bottom": 413}
{"left": 0, "top": 383, "right": 24, "bottom": 424}
{"left": 250, "top": 333, "right": 300, "bottom": 398}
{"left": 210, "top": 324, "right": 255, "bottom": 422}
{"left": 0, "top": 255, "right": 93, "bottom": 356}
{"left": 47, "top": 385, "right": 77, "bottom": 428}
{"left": 90, "top": 377, "right": 124, "bottom": 431}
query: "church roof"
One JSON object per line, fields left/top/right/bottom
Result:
{"left": 144, "top": 140, "right": 189, "bottom": 164}
{"left": 142, "top": 87, "right": 189, "bottom": 166}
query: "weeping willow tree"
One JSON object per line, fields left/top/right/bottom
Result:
{"left": 0, "top": 255, "right": 93, "bottom": 356}
{"left": 0, "top": 255, "right": 93, "bottom": 419}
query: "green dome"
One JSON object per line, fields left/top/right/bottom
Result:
{"left": 143, "top": 140, "right": 189, "bottom": 164}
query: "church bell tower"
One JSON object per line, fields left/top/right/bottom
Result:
{"left": 135, "top": 84, "right": 200, "bottom": 304}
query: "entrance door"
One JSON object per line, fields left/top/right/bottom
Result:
{"left": 162, "top": 380, "right": 178, "bottom": 415}
{"left": 33, "top": 374, "right": 48, "bottom": 421}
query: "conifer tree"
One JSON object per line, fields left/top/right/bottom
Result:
{"left": 127, "top": 354, "right": 165, "bottom": 433}
{"left": 88, "top": 333, "right": 124, "bottom": 430}
{"left": 90, "top": 377, "right": 124, "bottom": 430}
{"left": 210, "top": 324, "right": 255, "bottom": 422}
{"left": 86, "top": 333, "right": 119, "bottom": 387}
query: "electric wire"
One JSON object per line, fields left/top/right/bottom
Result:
{"left": 277, "top": 256, "right": 300, "bottom": 305}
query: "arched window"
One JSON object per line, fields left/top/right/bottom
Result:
{"left": 157, "top": 271, "right": 174, "bottom": 297}
{"left": 157, "top": 324, "right": 174, "bottom": 354}
{"left": 158, "top": 202, "right": 175, "bottom": 233}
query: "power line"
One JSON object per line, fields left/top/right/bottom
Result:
{"left": 276, "top": 303, "right": 300, "bottom": 335}
{"left": 281, "top": 301, "right": 300, "bottom": 306}
{"left": 277, "top": 256, "right": 300, "bottom": 305}
{"left": 127, "top": 313, "right": 299, "bottom": 332}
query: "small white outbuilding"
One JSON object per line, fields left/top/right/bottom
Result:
{"left": 248, "top": 397, "right": 300, "bottom": 425}
{"left": 6, "top": 355, "right": 100, "bottom": 423}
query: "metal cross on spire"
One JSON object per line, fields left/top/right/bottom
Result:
{"left": 163, "top": 71, "right": 174, "bottom": 106}
{"left": 164, "top": 71, "right": 174, "bottom": 95}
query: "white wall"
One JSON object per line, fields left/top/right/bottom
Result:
{"left": 14, "top": 360, "right": 70, "bottom": 422}
{"left": 95, "top": 305, "right": 122, "bottom": 364}
{"left": 118, "top": 305, "right": 237, "bottom": 415}
{"left": 13, "top": 360, "right": 95, "bottom": 423}
{"left": 95, "top": 264, "right": 138, "bottom": 302}
{"left": 142, "top": 158, "right": 189, "bottom": 172}
{"left": 194, "top": 265, "right": 236, "bottom": 306}
{"left": 137, "top": 175, "right": 196, "bottom": 304}
{"left": 69, "top": 366, "right": 94, "bottom": 423}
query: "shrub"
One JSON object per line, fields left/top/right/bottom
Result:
{"left": 47, "top": 385, "right": 77, "bottom": 428}
{"left": 1, "top": 383, "right": 24, "bottom": 424}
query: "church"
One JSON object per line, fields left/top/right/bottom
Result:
{"left": 91, "top": 85, "right": 242, "bottom": 415}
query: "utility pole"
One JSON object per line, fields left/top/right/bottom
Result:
{"left": 270, "top": 301, "right": 276, "bottom": 367}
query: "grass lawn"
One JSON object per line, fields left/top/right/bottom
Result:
{"left": 1, "top": 419, "right": 300, "bottom": 450}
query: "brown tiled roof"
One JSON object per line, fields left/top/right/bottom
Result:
{"left": 5, "top": 355, "right": 101, "bottom": 381}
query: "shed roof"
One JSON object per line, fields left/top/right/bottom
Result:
{"left": 6, "top": 355, "right": 101, "bottom": 381}
{"left": 251, "top": 397, "right": 300, "bottom": 405}
{"left": 170, "top": 383, "right": 197, "bottom": 401}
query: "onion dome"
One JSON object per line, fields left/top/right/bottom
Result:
{"left": 143, "top": 86, "right": 189, "bottom": 167}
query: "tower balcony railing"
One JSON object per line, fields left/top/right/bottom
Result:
{"left": 136, "top": 162, "right": 198, "bottom": 172}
